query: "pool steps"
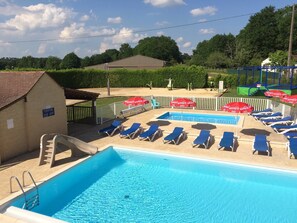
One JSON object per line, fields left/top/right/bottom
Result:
{"left": 10, "top": 171, "right": 39, "bottom": 210}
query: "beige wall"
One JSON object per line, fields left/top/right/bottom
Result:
{"left": 0, "top": 100, "right": 28, "bottom": 161}
{"left": 0, "top": 74, "right": 67, "bottom": 162}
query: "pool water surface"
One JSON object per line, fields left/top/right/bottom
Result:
{"left": 9, "top": 147, "right": 297, "bottom": 222}
{"left": 156, "top": 112, "right": 240, "bottom": 125}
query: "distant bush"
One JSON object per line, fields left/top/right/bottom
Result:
{"left": 48, "top": 65, "right": 208, "bottom": 89}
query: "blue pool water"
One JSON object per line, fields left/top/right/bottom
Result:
{"left": 10, "top": 147, "right": 297, "bottom": 222}
{"left": 157, "top": 112, "right": 239, "bottom": 125}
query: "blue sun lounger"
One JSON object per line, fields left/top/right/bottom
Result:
{"left": 253, "top": 112, "right": 282, "bottom": 120}
{"left": 273, "top": 124, "right": 297, "bottom": 133}
{"left": 98, "top": 120, "right": 123, "bottom": 136}
{"left": 218, "top": 132, "right": 235, "bottom": 152}
{"left": 252, "top": 135, "right": 270, "bottom": 156}
{"left": 138, "top": 124, "right": 161, "bottom": 141}
{"left": 287, "top": 138, "right": 297, "bottom": 159}
{"left": 262, "top": 116, "right": 292, "bottom": 126}
{"left": 250, "top": 108, "right": 273, "bottom": 116}
{"left": 283, "top": 131, "right": 297, "bottom": 139}
{"left": 163, "top": 127, "right": 185, "bottom": 145}
{"left": 192, "top": 130, "right": 211, "bottom": 149}
{"left": 120, "top": 123, "right": 142, "bottom": 139}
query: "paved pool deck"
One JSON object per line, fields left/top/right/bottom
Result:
{"left": 0, "top": 108, "right": 296, "bottom": 222}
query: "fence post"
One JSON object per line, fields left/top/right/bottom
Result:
{"left": 282, "top": 104, "right": 285, "bottom": 116}
{"left": 215, "top": 97, "right": 218, "bottom": 111}
{"left": 114, "top": 103, "right": 116, "bottom": 116}
{"left": 100, "top": 108, "right": 103, "bottom": 124}
{"left": 72, "top": 106, "right": 75, "bottom": 122}
{"left": 267, "top": 100, "right": 270, "bottom": 109}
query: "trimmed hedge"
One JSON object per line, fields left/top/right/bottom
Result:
{"left": 48, "top": 65, "right": 208, "bottom": 89}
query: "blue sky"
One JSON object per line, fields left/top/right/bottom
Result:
{"left": 0, "top": 0, "right": 295, "bottom": 58}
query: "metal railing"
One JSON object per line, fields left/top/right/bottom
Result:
{"left": 96, "top": 96, "right": 295, "bottom": 125}
{"left": 67, "top": 106, "right": 94, "bottom": 123}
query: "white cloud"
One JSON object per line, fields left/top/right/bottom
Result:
{"left": 156, "top": 20, "right": 169, "bottom": 26}
{"left": 176, "top": 37, "right": 183, "bottom": 43}
{"left": 199, "top": 28, "right": 215, "bottom": 34}
{"left": 37, "top": 43, "right": 47, "bottom": 54}
{"left": 4, "top": 3, "right": 73, "bottom": 31}
{"left": 99, "top": 42, "right": 110, "bottom": 53}
{"left": 191, "top": 6, "right": 217, "bottom": 16}
{"left": 0, "top": 40, "right": 10, "bottom": 47}
{"left": 182, "top": 41, "right": 191, "bottom": 48}
{"left": 112, "top": 27, "right": 145, "bottom": 44}
{"left": 156, "top": 31, "right": 164, "bottom": 36}
{"left": 107, "top": 17, "right": 122, "bottom": 24}
{"left": 144, "top": 0, "right": 186, "bottom": 8}
{"left": 0, "top": 0, "right": 25, "bottom": 16}
{"left": 59, "top": 23, "right": 116, "bottom": 42}
{"left": 80, "top": 15, "right": 89, "bottom": 22}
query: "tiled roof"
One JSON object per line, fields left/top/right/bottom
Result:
{"left": 64, "top": 88, "right": 99, "bottom": 100}
{"left": 0, "top": 71, "right": 45, "bottom": 110}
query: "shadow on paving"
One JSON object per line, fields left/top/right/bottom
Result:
{"left": 240, "top": 128, "right": 271, "bottom": 136}
{"left": 68, "top": 118, "right": 130, "bottom": 142}
{"left": 146, "top": 120, "right": 171, "bottom": 126}
{"left": 191, "top": 123, "right": 217, "bottom": 130}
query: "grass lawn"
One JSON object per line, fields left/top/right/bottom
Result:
{"left": 75, "top": 96, "right": 129, "bottom": 107}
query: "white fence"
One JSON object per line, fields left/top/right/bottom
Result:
{"left": 96, "top": 96, "right": 296, "bottom": 124}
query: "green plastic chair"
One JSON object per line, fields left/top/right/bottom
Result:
{"left": 151, "top": 98, "right": 160, "bottom": 109}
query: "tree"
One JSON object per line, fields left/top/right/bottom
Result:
{"left": 119, "top": 43, "right": 134, "bottom": 59}
{"left": 275, "top": 6, "right": 297, "bottom": 54}
{"left": 191, "top": 34, "right": 236, "bottom": 66}
{"left": 104, "top": 49, "right": 119, "bottom": 61}
{"left": 181, "top": 53, "right": 191, "bottom": 64}
{"left": 81, "top": 56, "right": 92, "bottom": 67}
{"left": 269, "top": 50, "right": 288, "bottom": 66}
{"left": 60, "top": 52, "right": 81, "bottom": 69}
{"left": 206, "top": 52, "right": 231, "bottom": 68}
{"left": 134, "top": 35, "right": 182, "bottom": 63}
{"left": 45, "top": 56, "right": 62, "bottom": 70}
{"left": 90, "top": 53, "right": 112, "bottom": 65}
{"left": 236, "top": 6, "right": 278, "bottom": 65}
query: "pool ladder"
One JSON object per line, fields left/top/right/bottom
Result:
{"left": 10, "top": 171, "right": 40, "bottom": 210}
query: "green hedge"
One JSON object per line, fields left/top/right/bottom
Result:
{"left": 48, "top": 65, "right": 208, "bottom": 89}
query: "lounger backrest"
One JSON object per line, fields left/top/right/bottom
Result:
{"left": 255, "top": 134, "right": 267, "bottom": 142}
{"left": 149, "top": 124, "right": 159, "bottom": 132}
{"left": 223, "top": 132, "right": 234, "bottom": 139}
{"left": 289, "top": 138, "right": 297, "bottom": 147}
{"left": 200, "top": 130, "right": 210, "bottom": 138}
{"left": 131, "top": 123, "right": 141, "bottom": 129}
{"left": 112, "top": 120, "right": 121, "bottom": 127}
{"left": 271, "top": 112, "right": 282, "bottom": 117}
{"left": 173, "top": 127, "right": 183, "bottom": 134}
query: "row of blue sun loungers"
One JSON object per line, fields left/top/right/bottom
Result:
{"left": 250, "top": 109, "right": 297, "bottom": 137}
{"left": 98, "top": 120, "right": 278, "bottom": 157}
{"left": 250, "top": 108, "right": 297, "bottom": 158}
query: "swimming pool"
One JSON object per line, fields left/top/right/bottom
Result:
{"left": 157, "top": 112, "right": 240, "bottom": 125}
{"left": 5, "top": 147, "right": 297, "bottom": 222}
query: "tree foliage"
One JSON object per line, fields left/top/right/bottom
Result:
{"left": 134, "top": 35, "right": 182, "bottom": 64}
{"left": 60, "top": 52, "right": 81, "bottom": 69}
{"left": 45, "top": 56, "right": 62, "bottom": 70}
{"left": 269, "top": 50, "right": 288, "bottom": 66}
{"left": 119, "top": 43, "right": 134, "bottom": 59}
{"left": 191, "top": 34, "right": 236, "bottom": 67}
